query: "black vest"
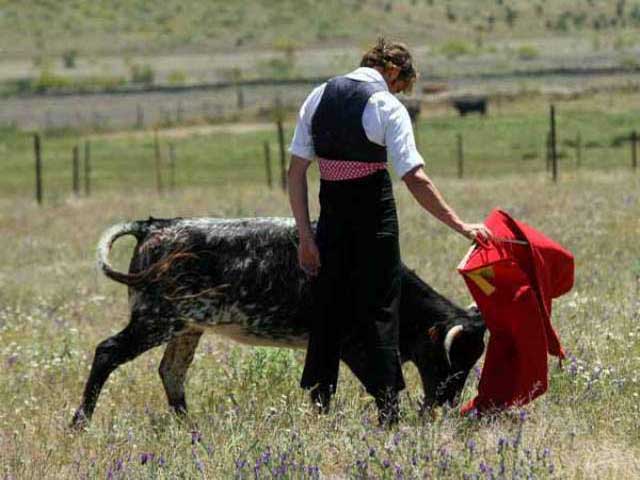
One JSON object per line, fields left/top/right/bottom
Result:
{"left": 311, "top": 76, "right": 387, "bottom": 163}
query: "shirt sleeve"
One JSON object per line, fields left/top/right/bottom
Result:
{"left": 288, "top": 83, "right": 325, "bottom": 161}
{"left": 363, "top": 91, "right": 425, "bottom": 178}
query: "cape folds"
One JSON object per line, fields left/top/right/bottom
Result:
{"left": 458, "top": 209, "right": 574, "bottom": 414}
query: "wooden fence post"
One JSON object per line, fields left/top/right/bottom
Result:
{"left": 575, "top": 132, "right": 582, "bottom": 168}
{"left": 277, "top": 119, "right": 287, "bottom": 192}
{"left": 72, "top": 145, "right": 80, "bottom": 196}
{"left": 264, "top": 141, "right": 273, "bottom": 189}
{"left": 545, "top": 132, "right": 551, "bottom": 172}
{"left": 34, "top": 133, "right": 43, "bottom": 205}
{"left": 456, "top": 133, "right": 464, "bottom": 179}
{"left": 84, "top": 140, "right": 91, "bottom": 196}
{"left": 631, "top": 130, "right": 638, "bottom": 171}
{"left": 154, "top": 129, "right": 163, "bottom": 194}
{"left": 136, "top": 104, "right": 144, "bottom": 129}
{"left": 169, "top": 142, "right": 176, "bottom": 191}
{"left": 549, "top": 105, "right": 558, "bottom": 183}
{"left": 236, "top": 85, "right": 244, "bottom": 111}
{"left": 176, "top": 102, "right": 184, "bottom": 124}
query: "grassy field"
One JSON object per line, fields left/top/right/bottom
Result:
{"left": 2, "top": 0, "right": 640, "bottom": 57}
{"left": 1, "top": 90, "right": 640, "bottom": 478}
{"left": 0, "top": 161, "right": 639, "bottom": 478}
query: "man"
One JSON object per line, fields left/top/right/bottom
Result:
{"left": 287, "top": 38, "right": 492, "bottom": 424}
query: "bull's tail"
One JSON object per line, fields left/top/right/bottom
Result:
{"left": 97, "top": 221, "right": 148, "bottom": 286}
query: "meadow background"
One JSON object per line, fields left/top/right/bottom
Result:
{"left": 1, "top": 0, "right": 640, "bottom": 478}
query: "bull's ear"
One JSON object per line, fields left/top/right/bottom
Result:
{"left": 428, "top": 326, "right": 439, "bottom": 342}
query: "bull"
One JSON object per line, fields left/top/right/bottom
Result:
{"left": 71, "top": 217, "right": 485, "bottom": 428}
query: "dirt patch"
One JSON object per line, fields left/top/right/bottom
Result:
{"left": 89, "top": 122, "right": 275, "bottom": 141}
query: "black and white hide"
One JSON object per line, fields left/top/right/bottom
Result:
{"left": 71, "top": 217, "right": 485, "bottom": 427}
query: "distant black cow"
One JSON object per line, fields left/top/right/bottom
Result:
{"left": 401, "top": 98, "right": 421, "bottom": 122}
{"left": 71, "top": 217, "right": 485, "bottom": 428}
{"left": 452, "top": 96, "right": 488, "bottom": 116}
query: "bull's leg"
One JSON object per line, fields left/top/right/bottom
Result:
{"left": 71, "top": 318, "right": 177, "bottom": 429}
{"left": 158, "top": 330, "right": 202, "bottom": 415}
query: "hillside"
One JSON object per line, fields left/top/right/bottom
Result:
{"left": 1, "top": 0, "right": 639, "bottom": 58}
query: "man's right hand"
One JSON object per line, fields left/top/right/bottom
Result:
{"left": 460, "top": 223, "right": 493, "bottom": 245}
{"left": 298, "top": 237, "right": 321, "bottom": 276}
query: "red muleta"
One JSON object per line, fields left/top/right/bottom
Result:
{"left": 458, "top": 209, "right": 574, "bottom": 415}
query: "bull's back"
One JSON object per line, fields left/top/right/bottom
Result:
{"left": 128, "top": 217, "right": 313, "bottom": 346}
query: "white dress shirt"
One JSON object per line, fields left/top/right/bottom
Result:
{"left": 288, "top": 67, "right": 425, "bottom": 178}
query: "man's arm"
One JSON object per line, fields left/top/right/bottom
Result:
{"left": 287, "top": 155, "right": 321, "bottom": 275}
{"left": 402, "top": 166, "right": 491, "bottom": 242}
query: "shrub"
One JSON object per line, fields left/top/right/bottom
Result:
{"left": 130, "top": 64, "right": 155, "bottom": 85}
{"left": 167, "top": 69, "right": 187, "bottom": 85}
{"left": 517, "top": 45, "right": 540, "bottom": 61}
{"left": 620, "top": 55, "right": 639, "bottom": 70}
{"left": 631, "top": 5, "right": 640, "bottom": 25}
{"left": 504, "top": 6, "right": 518, "bottom": 28}
{"left": 62, "top": 50, "right": 78, "bottom": 69}
{"left": 446, "top": 5, "right": 456, "bottom": 22}
{"left": 33, "top": 70, "right": 71, "bottom": 93}
{"left": 440, "top": 40, "right": 472, "bottom": 59}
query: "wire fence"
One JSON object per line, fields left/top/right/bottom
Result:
{"left": 1, "top": 104, "right": 637, "bottom": 205}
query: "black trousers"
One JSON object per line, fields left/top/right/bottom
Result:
{"left": 300, "top": 170, "right": 406, "bottom": 401}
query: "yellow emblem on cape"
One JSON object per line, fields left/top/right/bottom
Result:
{"left": 466, "top": 266, "right": 496, "bottom": 296}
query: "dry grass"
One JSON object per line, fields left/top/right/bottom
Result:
{"left": 0, "top": 169, "right": 639, "bottom": 478}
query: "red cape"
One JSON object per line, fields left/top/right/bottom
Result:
{"left": 458, "top": 209, "right": 574, "bottom": 414}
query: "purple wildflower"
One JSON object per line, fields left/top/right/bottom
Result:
{"left": 191, "top": 430, "right": 202, "bottom": 445}
{"left": 467, "top": 439, "right": 477, "bottom": 456}
{"left": 382, "top": 459, "right": 391, "bottom": 468}
{"left": 519, "top": 410, "right": 527, "bottom": 423}
{"left": 6, "top": 354, "right": 18, "bottom": 368}
{"left": 369, "top": 447, "right": 376, "bottom": 457}
{"left": 139, "top": 452, "right": 154, "bottom": 465}
{"left": 497, "top": 437, "right": 507, "bottom": 453}
{"left": 261, "top": 449, "right": 271, "bottom": 464}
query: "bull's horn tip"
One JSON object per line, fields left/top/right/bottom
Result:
{"left": 444, "top": 325, "right": 464, "bottom": 367}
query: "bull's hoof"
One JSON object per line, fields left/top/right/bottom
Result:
{"left": 309, "top": 388, "right": 332, "bottom": 414}
{"left": 69, "top": 409, "right": 90, "bottom": 432}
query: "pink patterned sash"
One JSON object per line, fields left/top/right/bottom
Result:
{"left": 317, "top": 158, "right": 386, "bottom": 181}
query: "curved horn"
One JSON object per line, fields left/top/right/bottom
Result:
{"left": 444, "top": 325, "right": 464, "bottom": 367}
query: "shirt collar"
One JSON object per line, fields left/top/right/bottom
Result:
{"left": 344, "top": 67, "right": 389, "bottom": 91}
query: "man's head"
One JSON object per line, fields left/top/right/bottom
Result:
{"left": 360, "top": 37, "right": 417, "bottom": 94}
